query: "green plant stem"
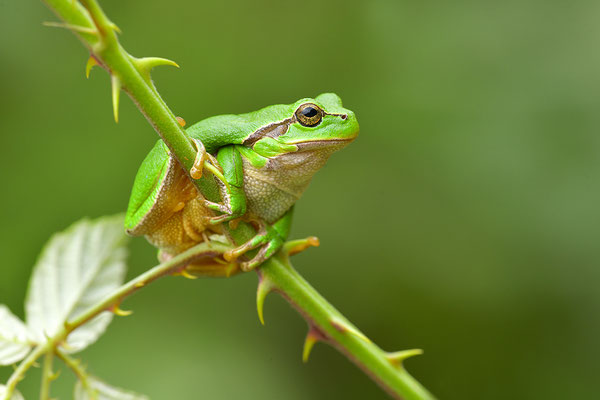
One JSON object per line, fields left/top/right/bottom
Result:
{"left": 39, "top": 351, "right": 54, "bottom": 400}
{"left": 43, "top": 0, "right": 222, "bottom": 204}
{"left": 3, "top": 344, "right": 48, "bottom": 399}
{"left": 56, "top": 350, "right": 93, "bottom": 398}
{"left": 40, "top": 1, "right": 436, "bottom": 399}
{"left": 262, "top": 254, "right": 433, "bottom": 400}
{"left": 64, "top": 241, "right": 230, "bottom": 331}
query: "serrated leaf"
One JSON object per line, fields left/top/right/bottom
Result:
{"left": 0, "top": 305, "right": 32, "bottom": 365}
{"left": 74, "top": 376, "right": 148, "bottom": 400}
{"left": 25, "top": 215, "right": 128, "bottom": 352}
{"left": 0, "top": 385, "right": 24, "bottom": 400}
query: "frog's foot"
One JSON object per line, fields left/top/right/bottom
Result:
{"left": 283, "top": 236, "right": 320, "bottom": 256}
{"left": 224, "top": 224, "right": 285, "bottom": 272}
{"left": 203, "top": 199, "right": 230, "bottom": 215}
{"left": 202, "top": 200, "right": 239, "bottom": 225}
{"left": 189, "top": 138, "right": 223, "bottom": 180}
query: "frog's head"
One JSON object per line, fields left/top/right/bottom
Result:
{"left": 244, "top": 93, "right": 359, "bottom": 157}
{"left": 284, "top": 92, "right": 359, "bottom": 146}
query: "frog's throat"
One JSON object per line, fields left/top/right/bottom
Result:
{"left": 242, "top": 140, "right": 351, "bottom": 223}
{"left": 292, "top": 138, "right": 355, "bottom": 151}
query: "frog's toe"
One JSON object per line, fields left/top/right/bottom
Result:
{"left": 208, "top": 214, "right": 232, "bottom": 225}
{"left": 283, "top": 236, "right": 320, "bottom": 256}
{"left": 225, "top": 226, "right": 285, "bottom": 271}
{"left": 190, "top": 138, "right": 208, "bottom": 179}
{"left": 240, "top": 238, "right": 282, "bottom": 272}
{"left": 224, "top": 234, "right": 265, "bottom": 262}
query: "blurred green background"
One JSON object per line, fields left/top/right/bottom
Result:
{"left": 1, "top": 0, "right": 599, "bottom": 398}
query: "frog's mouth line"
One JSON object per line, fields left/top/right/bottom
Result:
{"left": 294, "top": 138, "right": 357, "bottom": 151}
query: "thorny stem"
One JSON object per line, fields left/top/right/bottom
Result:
{"left": 261, "top": 254, "right": 433, "bottom": 400}
{"left": 64, "top": 241, "right": 230, "bottom": 331}
{"left": 56, "top": 350, "right": 93, "bottom": 398}
{"left": 38, "top": 1, "right": 436, "bottom": 399}
{"left": 39, "top": 351, "right": 54, "bottom": 400}
{"left": 4, "top": 344, "right": 49, "bottom": 400}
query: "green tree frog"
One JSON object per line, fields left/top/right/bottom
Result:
{"left": 124, "top": 93, "right": 359, "bottom": 273}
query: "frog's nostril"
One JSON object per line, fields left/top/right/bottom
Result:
{"left": 340, "top": 114, "right": 347, "bottom": 120}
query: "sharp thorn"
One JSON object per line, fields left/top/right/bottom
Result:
{"left": 144, "top": 57, "right": 180, "bottom": 69}
{"left": 212, "top": 256, "right": 228, "bottom": 265}
{"left": 302, "top": 327, "right": 325, "bottom": 363}
{"left": 49, "top": 369, "right": 61, "bottom": 381}
{"left": 132, "top": 56, "right": 179, "bottom": 82}
{"left": 256, "top": 272, "right": 276, "bottom": 325}
{"left": 85, "top": 55, "right": 98, "bottom": 79}
{"left": 330, "top": 317, "right": 371, "bottom": 343}
{"left": 111, "top": 74, "right": 121, "bottom": 123}
{"left": 176, "top": 116, "right": 186, "bottom": 127}
{"left": 386, "top": 349, "right": 424, "bottom": 368}
{"left": 43, "top": 21, "right": 97, "bottom": 35}
{"left": 59, "top": 340, "right": 75, "bottom": 351}
{"left": 173, "top": 268, "right": 198, "bottom": 280}
{"left": 224, "top": 262, "right": 239, "bottom": 277}
{"left": 225, "top": 263, "right": 239, "bottom": 278}
{"left": 111, "top": 303, "right": 133, "bottom": 316}
{"left": 110, "top": 22, "right": 122, "bottom": 34}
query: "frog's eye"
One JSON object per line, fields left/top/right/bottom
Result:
{"left": 295, "top": 103, "right": 324, "bottom": 127}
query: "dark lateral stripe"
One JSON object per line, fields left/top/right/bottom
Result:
{"left": 242, "top": 117, "right": 295, "bottom": 146}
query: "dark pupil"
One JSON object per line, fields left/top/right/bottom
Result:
{"left": 301, "top": 107, "right": 318, "bottom": 118}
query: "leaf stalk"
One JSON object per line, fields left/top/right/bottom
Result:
{"left": 39, "top": 351, "right": 54, "bottom": 400}
{"left": 3, "top": 345, "right": 48, "bottom": 400}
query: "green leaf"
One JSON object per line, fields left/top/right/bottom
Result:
{"left": 25, "top": 215, "right": 129, "bottom": 352}
{"left": 0, "top": 385, "right": 24, "bottom": 400}
{"left": 74, "top": 376, "right": 148, "bottom": 400}
{"left": 0, "top": 306, "right": 32, "bottom": 366}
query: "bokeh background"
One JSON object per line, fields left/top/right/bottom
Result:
{"left": 1, "top": 0, "right": 599, "bottom": 399}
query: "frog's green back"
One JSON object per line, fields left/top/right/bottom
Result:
{"left": 124, "top": 140, "right": 170, "bottom": 233}
{"left": 185, "top": 104, "right": 295, "bottom": 154}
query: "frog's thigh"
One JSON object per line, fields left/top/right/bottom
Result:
{"left": 182, "top": 197, "right": 221, "bottom": 241}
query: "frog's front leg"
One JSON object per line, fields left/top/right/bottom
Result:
{"left": 225, "top": 207, "right": 294, "bottom": 272}
{"left": 201, "top": 145, "right": 248, "bottom": 225}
